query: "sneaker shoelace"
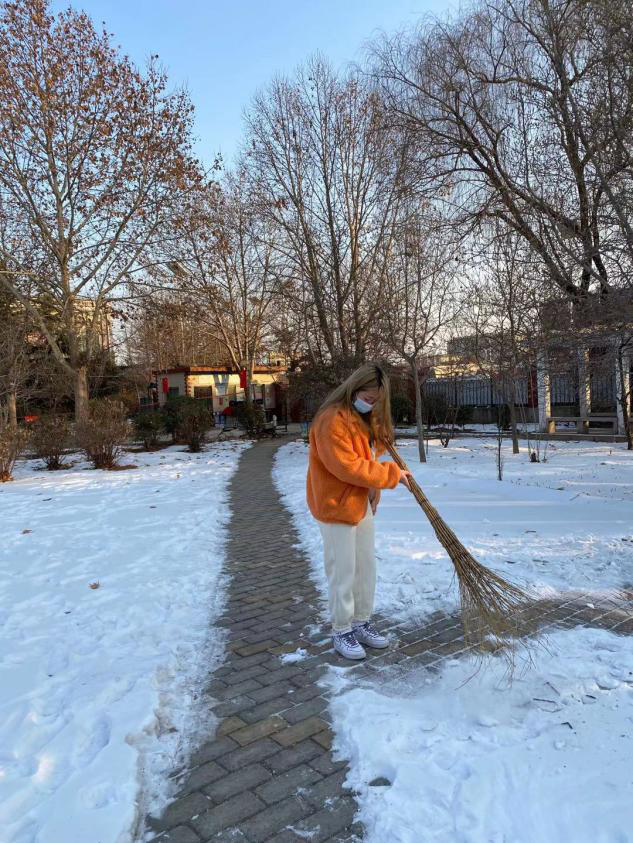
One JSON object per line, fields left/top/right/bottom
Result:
{"left": 339, "top": 630, "right": 360, "bottom": 647}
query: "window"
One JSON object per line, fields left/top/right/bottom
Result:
{"left": 168, "top": 386, "right": 180, "bottom": 396}
{"left": 194, "top": 386, "right": 212, "bottom": 399}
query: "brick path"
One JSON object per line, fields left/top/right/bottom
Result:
{"left": 146, "top": 438, "right": 364, "bottom": 843}
{"left": 146, "top": 437, "right": 633, "bottom": 843}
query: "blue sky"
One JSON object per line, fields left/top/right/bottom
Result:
{"left": 51, "top": 0, "right": 453, "bottom": 167}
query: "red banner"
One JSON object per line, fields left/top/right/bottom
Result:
{"left": 239, "top": 368, "right": 247, "bottom": 388}
{"left": 162, "top": 377, "right": 169, "bottom": 393}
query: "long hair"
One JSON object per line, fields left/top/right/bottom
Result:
{"left": 315, "top": 362, "right": 394, "bottom": 445}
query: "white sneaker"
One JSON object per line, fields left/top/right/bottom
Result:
{"left": 353, "top": 621, "right": 389, "bottom": 649}
{"left": 332, "top": 630, "right": 366, "bottom": 660}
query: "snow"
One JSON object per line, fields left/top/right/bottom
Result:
{"left": 274, "top": 436, "right": 633, "bottom": 842}
{"left": 279, "top": 648, "right": 308, "bottom": 664}
{"left": 325, "top": 627, "right": 633, "bottom": 843}
{"left": 0, "top": 441, "right": 247, "bottom": 843}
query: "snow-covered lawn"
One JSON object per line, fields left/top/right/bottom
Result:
{"left": 275, "top": 437, "right": 633, "bottom": 843}
{"left": 0, "top": 441, "right": 247, "bottom": 843}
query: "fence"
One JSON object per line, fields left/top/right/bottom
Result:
{"left": 423, "top": 376, "right": 529, "bottom": 407}
{"left": 424, "top": 372, "right": 617, "bottom": 409}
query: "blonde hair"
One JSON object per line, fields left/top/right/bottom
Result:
{"left": 316, "top": 362, "right": 394, "bottom": 445}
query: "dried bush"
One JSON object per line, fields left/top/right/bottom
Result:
{"left": 76, "top": 398, "right": 129, "bottom": 469}
{"left": 176, "top": 398, "right": 213, "bottom": 452}
{"left": 162, "top": 397, "right": 181, "bottom": 443}
{"left": 0, "top": 419, "right": 29, "bottom": 481}
{"left": 162, "top": 396, "right": 212, "bottom": 452}
{"left": 391, "top": 393, "right": 413, "bottom": 425}
{"left": 31, "top": 415, "right": 72, "bottom": 469}
{"left": 235, "top": 402, "right": 266, "bottom": 435}
{"left": 133, "top": 409, "right": 164, "bottom": 450}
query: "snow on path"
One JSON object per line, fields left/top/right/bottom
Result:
{"left": 275, "top": 438, "right": 633, "bottom": 623}
{"left": 0, "top": 442, "right": 247, "bottom": 843}
{"left": 274, "top": 437, "right": 633, "bottom": 842}
{"left": 326, "top": 626, "right": 633, "bottom": 843}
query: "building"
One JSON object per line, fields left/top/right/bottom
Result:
{"left": 422, "top": 303, "right": 633, "bottom": 434}
{"left": 22, "top": 295, "right": 114, "bottom": 358}
{"left": 151, "top": 365, "right": 288, "bottom": 421}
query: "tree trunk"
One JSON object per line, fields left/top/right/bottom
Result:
{"left": 616, "top": 351, "right": 632, "bottom": 451}
{"left": 509, "top": 400, "right": 520, "bottom": 454}
{"left": 411, "top": 361, "right": 426, "bottom": 463}
{"left": 244, "top": 363, "right": 253, "bottom": 409}
{"left": 497, "top": 430, "right": 503, "bottom": 481}
{"left": 7, "top": 390, "right": 17, "bottom": 429}
{"left": 74, "top": 366, "right": 90, "bottom": 421}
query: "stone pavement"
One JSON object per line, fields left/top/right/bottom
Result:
{"left": 146, "top": 438, "right": 364, "bottom": 843}
{"left": 146, "top": 436, "right": 633, "bottom": 843}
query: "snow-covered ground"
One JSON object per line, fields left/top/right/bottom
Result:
{"left": 274, "top": 437, "right": 633, "bottom": 843}
{"left": 395, "top": 422, "right": 540, "bottom": 436}
{"left": 0, "top": 442, "right": 247, "bottom": 843}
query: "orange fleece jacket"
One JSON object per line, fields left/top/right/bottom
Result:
{"left": 306, "top": 405, "right": 400, "bottom": 525}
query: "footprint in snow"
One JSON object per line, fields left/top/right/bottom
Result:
{"left": 79, "top": 779, "right": 117, "bottom": 809}
{"left": 595, "top": 674, "right": 620, "bottom": 690}
{"left": 73, "top": 715, "right": 111, "bottom": 768}
{"left": 32, "top": 755, "right": 71, "bottom": 793}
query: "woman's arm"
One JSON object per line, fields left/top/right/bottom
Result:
{"left": 316, "top": 417, "right": 401, "bottom": 489}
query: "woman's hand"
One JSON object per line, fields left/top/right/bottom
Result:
{"left": 398, "top": 469, "right": 412, "bottom": 491}
{"left": 369, "top": 488, "right": 381, "bottom": 514}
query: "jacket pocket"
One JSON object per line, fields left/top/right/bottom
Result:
{"left": 338, "top": 485, "right": 352, "bottom": 508}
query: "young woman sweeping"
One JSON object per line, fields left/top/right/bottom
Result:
{"left": 306, "top": 363, "right": 411, "bottom": 660}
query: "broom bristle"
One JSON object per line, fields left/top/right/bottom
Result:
{"left": 384, "top": 441, "right": 533, "bottom": 656}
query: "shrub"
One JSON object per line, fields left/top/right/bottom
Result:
{"left": 391, "top": 394, "right": 413, "bottom": 425}
{"left": 133, "top": 409, "right": 164, "bottom": 450}
{"left": 177, "top": 398, "right": 213, "bottom": 452}
{"left": 497, "top": 403, "right": 512, "bottom": 430}
{"left": 76, "top": 398, "right": 129, "bottom": 469}
{"left": 164, "top": 396, "right": 213, "bottom": 451}
{"left": 162, "top": 397, "right": 181, "bottom": 443}
{"left": 455, "top": 405, "right": 474, "bottom": 427}
{"left": 0, "top": 420, "right": 29, "bottom": 481}
{"left": 31, "top": 415, "right": 72, "bottom": 469}
{"left": 235, "top": 402, "right": 266, "bottom": 435}
{"left": 422, "top": 394, "right": 450, "bottom": 427}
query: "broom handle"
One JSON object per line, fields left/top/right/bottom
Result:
{"left": 383, "top": 439, "right": 458, "bottom": 548}
{"left": 383, "top": 440, "right": 436, "bottom": 515}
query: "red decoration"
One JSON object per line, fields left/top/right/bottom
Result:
{"left": 239, "top": 368, "right": 247, "bottom": 388}
{"left": 161, "top": 377, "right": 169, "bottom": 393}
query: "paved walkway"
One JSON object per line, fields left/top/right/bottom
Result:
{"left": 146, "top": 437, "right": 633, "bottom": 843}
{"left": 146, "top": 438, "right": 363, "bottom": 843}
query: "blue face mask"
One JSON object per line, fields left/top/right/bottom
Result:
{"left": 353, "top": 397, "right": 373, "bottom": 414}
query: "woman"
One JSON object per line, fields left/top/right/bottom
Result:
{"left": 306, "top": 363, "right": 411, "bottom": 659}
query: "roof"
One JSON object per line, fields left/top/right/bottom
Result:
{"left": 154, "top": 365, "right": 287, "bottom": 376}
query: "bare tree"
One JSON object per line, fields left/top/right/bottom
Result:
{"left": 167, "top": 172, "right": 282, "bottom": 406}
{"left": 245, "top": 56, "right": 404, "bottom": 370}
{"left": 0, "top": 0, "right": 197, "bottom": 418}
{"left": 556, "top": 0, "right": 633, "bottom": 278}
{"left": 373, "top": 0, "right": 633, "bottom": 304}
{"left": 462, "top": 227, "right": 542, "bottom": 455}
{"left": 382, "top": 212, "right": 457, "bottom": 461}
{"left": 123, "top": 292, "right": 230, "bottom": 376}
{"left": 0, "top": 283, "right": 30, "bottom": 426}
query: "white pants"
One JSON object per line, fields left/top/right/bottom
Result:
{"left": 318, "top": 505, "right": 376, "bottom": 633}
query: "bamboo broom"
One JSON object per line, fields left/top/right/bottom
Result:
{"left": 384, "top": 440, "right": 533, "bottom": 654}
